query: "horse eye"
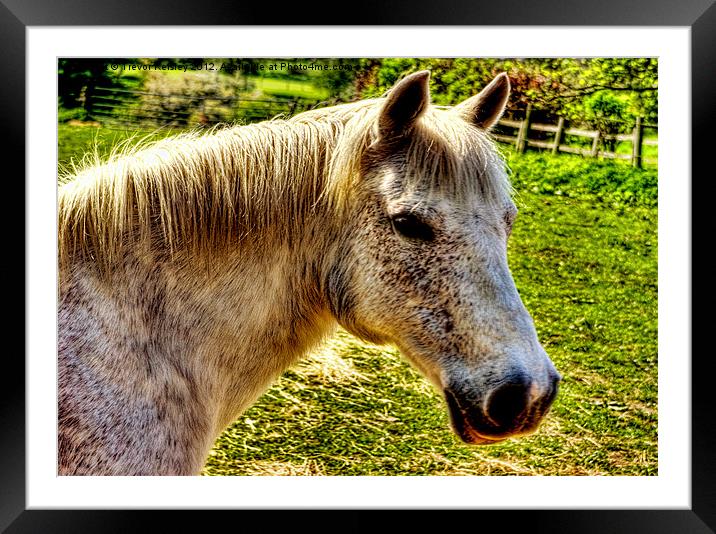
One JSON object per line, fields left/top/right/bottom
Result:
{"left": 391, "top": 213, "right": 435, "bottom": 241}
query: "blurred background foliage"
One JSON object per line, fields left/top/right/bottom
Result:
{"left": 58, "top": 57, "right": 657, "bottom": 129}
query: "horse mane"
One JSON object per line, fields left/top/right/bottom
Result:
{"left": 58, "top": 98, "right": 510, "bottom": 272}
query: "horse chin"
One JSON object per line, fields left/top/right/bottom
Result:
{"left": 457, "top": 427, "right": 507, "bottom": 445}
{"left": 451, "top": 417, "right": 510, "bottom": 445}
{"left": 444, "top": 388, "right": 516, "bottom": 446}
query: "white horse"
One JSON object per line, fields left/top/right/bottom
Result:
{"left": 58, "top": 71, "right": 560, "bottom": 475}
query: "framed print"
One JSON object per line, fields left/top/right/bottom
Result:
{"left": 9, "top": 0, "right": 715, "bottom": 532}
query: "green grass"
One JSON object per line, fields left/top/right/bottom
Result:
{"left": 111, "top": 69, "right": 144, "bottom": 90}
{"left": 246, "top": 75, "right": 330, "bottom": 100}
{"left": 610, "top": 134, "right": 658, "bottom": 162}
{"left": 58, "top": 124, "right": 658, "bottom": 476}
{"left": 504, "top": 149, "right": 658, "bottom": 207}
{"left": 57, "top": 123, "right": 181, "bottom": 180}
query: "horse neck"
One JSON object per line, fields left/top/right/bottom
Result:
{"left": 201, "top": 227, "right": 341, "bottom": 426}
{"left": 102, "top": 214, "right": 338, "bottom": 421}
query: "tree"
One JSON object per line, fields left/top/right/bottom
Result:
{"left": 355, "top": 58, "right": 658, "bottom": 129}
{"left": 58, "top": 58, "right": 142, "bottom": 117}
{"left": 58, "top": 59, "right": 113, "bottom": 110}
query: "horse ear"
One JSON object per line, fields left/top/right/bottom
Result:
{"left": 379, "top": 70, "right": 431, "bottom": 138}
{"left": 455, "top": 72, "right": 511, "bottom": 130}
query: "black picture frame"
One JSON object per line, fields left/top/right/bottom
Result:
{"left": 7, "top": 1, "right": 714, "bottom": 532}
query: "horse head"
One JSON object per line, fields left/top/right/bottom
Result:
{"left": 328, "top": 71, "right": 560, "bottom": 444}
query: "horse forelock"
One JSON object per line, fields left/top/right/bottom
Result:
{"left": 57, "top": 98, "right": 509, "bottom": 272}
{"left": 380, "top": 107, "right": 511, "bottom": 207}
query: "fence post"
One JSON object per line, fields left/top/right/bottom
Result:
{"left": 516, "top": 103, "right": 533, "bottom": 153}
{"left": 79, "top": 86, "right": 93, "bottom": 120}
{"left": 632, "top": 116, "right": 643, "bottom": 168}
{"left": 198, "top": 98, "right": 206, "bottom": 126}
{"left": 551, "top": 116, "right": 564, "bottom": 154}
{"left": 289, "top": 98, "right": 299, "bottom": 116}
{"left": 591, "top": 130, "right": 601, "bottom": 158}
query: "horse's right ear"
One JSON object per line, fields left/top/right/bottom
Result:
{"left": 378, "top": 70, "right": 431, "bottom": 139}
{"left": 454, "top": 72, "right": 511, "bottom": 130}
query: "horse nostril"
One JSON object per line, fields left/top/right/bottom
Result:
{"left": 485, "top": 379, "right": 531, "bottom": 430}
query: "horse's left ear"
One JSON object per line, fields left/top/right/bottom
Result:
{"left": 454, "top": 72, "right": 511, "bottom": 130}
{"left": 379, "top": 70, "right": 431, "bottom": 139}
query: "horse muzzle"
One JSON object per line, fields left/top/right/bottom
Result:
{"left": 443, "top": 370, "right": 560, "bottom": 444}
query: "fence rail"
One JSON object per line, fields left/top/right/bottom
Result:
{"left": 495, "top": 104, "right": 657, "bottom": 168}
{"left": 85, "top": 86, "right": 328, "bottom": 129}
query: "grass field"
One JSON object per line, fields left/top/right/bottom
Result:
{"left": 246, "top": 75, "right": 331, "bottom": 101}
{"left": 57, "top": 123, "right": 658, "bottom": 476}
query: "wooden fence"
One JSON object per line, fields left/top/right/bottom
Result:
{"left": 85, "top": 86, "right": 326, "bottom": 128}
{"left": 494, "top": 104, "right": 657, "bottom": 168}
